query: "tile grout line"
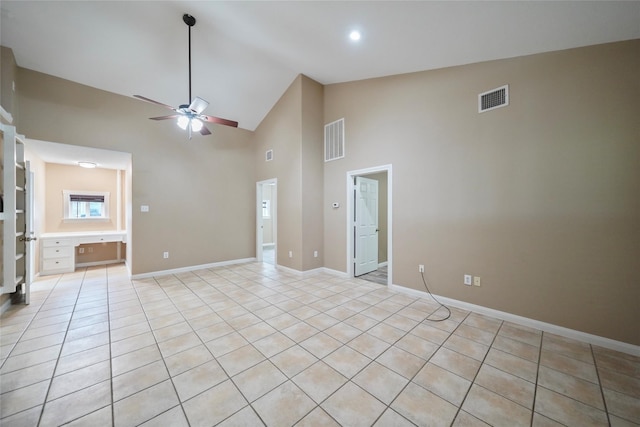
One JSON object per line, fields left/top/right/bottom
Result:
{"left": 530, "top": 327, "right": 544, "bottom": 427}
{"left": 591, "top": 344, "right": 611, "bottom": 426}
{"left": 0, "top": 276, "right": 59, "bottom": 373}
{"left": 36, "top": 268, "right": 87, "bottom": 427}
{"left": 106, "top": 265, "right": 116, "bottom": 427}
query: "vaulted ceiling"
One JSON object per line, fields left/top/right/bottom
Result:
{"left": 2, "top": 1, "right": 639, "bottom": 130}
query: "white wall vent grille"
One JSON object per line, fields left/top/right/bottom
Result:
{"left": 324, "top": 118, "right": 345, "bottom": 162}
{"left": 265, "top": 149, "right": 273, "bottom": 161}
{"left": 479, "top": 85, "right": 509, "bottom": 113}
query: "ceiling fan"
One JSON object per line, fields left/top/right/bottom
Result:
{"left": 134, "top": 14, "right": 238, "bottom": 139}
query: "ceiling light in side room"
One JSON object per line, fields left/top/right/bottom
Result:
{"left": 78, "top": 162, "right": 97, "bottom": 169}
{"left": 349, "top": 30, "right": 361, "bottom": 41}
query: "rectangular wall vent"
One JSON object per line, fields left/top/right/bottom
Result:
{"left": 265, "top": 149, "right": 273, "bottom": 161}
{"left": 479, "top": 85, "right": 509, "bottom": 113}
{"left": 324, "top": 118, "right": 345, "bottom": 162}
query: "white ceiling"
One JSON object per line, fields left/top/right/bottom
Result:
{"left": 1, "top": 1, "right": 639, "bottom": 131}
{"left": 25, "top": 138, "right": 131, "bottom": 170}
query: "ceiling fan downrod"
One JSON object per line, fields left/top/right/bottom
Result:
{"left": 183, "top": 14, "right": 196, "bottom": 105}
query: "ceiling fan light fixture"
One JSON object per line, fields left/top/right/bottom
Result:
{"left": 190, "top": 118, "right": 203, "bottom": 132}
{"left": 177, "top": 115, "right": 190, "bottom": 130}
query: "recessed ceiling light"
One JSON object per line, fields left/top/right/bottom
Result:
{"left": 349, "top": 30, "right": 361, "bottom": 41}
{"left": 78, "top": 161, "right": 97, "bottom": 169}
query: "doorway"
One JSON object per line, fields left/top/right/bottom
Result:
{"left": 256, "top": 179, "right": 277, "bottom": 265}
{"left": 347, "top": 165, "right": 392, "bottom": 286}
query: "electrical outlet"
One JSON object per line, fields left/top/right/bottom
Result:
{"left": 88, "top": 247, "right": 93, "bottom": 253}
{"left": 314, "top": 251, "right": 318, "bottom": 258}
{"left": 288, "top": 251, "right": 293, "bottom": 258}
{"left": 474, "top": 276, "right": 481, "bottom": 287}
{"left": 464, "top": 275, "right": 472, "bottom": 286}
{"left": 163, "top": 252, "right": 169, "bottom": 259}
{"left": 79, "top": 247, "right": 85, "bottom": 254}
{"left": 141, "top": 205, "right": 149, "bottom": 212}
{"left": 418, "top": 265, "right": 424, "bottom": 273}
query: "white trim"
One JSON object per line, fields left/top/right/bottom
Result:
{"left": 389, "top": 284, "right": 639, "bottom": 357}
{"left": 63, "top": 190, "right": 110, "bottom": 220}
{"left": 0, "top": 295, "right": 13, "bottom": 315}
{"left": 256, "top": 178, "right": 277, "bottom": 264}
{"left": 0, "top": 105, "right": 13, "bottom": 124}
{"left": 131, "top": 258, "right": 256, "bottom": 279}
{"left": 322, "top": 267, "right": 350, "bottom": 278}
{"left": 76, "top": 259, "right": 123, "bottom": 268}
{"left": 378, "top": 261, "right": 388, "bottom": 268}
{"left": 346, "top": 164, "right": 392, "bottom": 287}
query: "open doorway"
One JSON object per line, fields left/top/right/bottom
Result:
{"left": 347, "top": 165, "right": 392, "bottom": 286}
{"left": 256, "top": 178, "right": 277, "bottom": 265}
{"left": 23, "top": 139, "right": 132, "bottom": 276}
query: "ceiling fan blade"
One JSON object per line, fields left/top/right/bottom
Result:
{"left": 149, "top": 114, "right": 181, "bottom": 121}
{"left": 134, "top": 95, "right": 176, "bottom": 111}
{"left": 200, "top": 115, "right": 238, "bottom": 128}
{"left": 199, "top": 125, "right": 212, "bottom": 136}
{"left": 189, "top": 97, "right": 209, "bottom": 114}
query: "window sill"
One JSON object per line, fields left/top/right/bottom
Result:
{"left": 63, "top": 218, "right": 110, "bottom": 223}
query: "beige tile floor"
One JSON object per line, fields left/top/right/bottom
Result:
{"left": 1, "top": 262, "right": 638, "bottom": 426}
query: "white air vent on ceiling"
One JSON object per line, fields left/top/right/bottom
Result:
{"left": 265, "top": 149, "right": 273, "bottom": 161}
{"left": 324, "top": 118, "right": 345, "bottom": 162}
{"left": 479, "top": 85, "right": 509, "bottom": 113}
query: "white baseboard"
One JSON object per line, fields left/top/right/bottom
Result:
{"left": 76, "top": 259, "right": 124, "bottom": 268}
{"left": 389, "top": 284, "right": 639, "bottom": 357}
{"left": 131, "top": 258, "right": 256, "bottom": 279}
{"left": 0, "top": 295, "right": 13, "bottom": 315}
{"left": 322, "top": 267, "right": 350, "bottom": 278}
{"left": 378, "top": 261, "right": 388, "bottom": 268}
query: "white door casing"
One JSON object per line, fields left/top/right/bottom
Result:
{"left": 24, "top": 163, "right": 35, "bottom": 304}
{"left": 354, "top": 176, "right": 379, "bottom": 276}
{"left": 256, "top": 179, "right": 277, "bottom": 265}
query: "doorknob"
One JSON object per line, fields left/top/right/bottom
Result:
{"left": 376, "top": 229, "right": 379, "bottom": 232}
{"left": 19, "top": 236, "right": 37, "bottom": 242}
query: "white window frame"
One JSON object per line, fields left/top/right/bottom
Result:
{"left": 63, "top": 190, "right": 110, "bottom": 222}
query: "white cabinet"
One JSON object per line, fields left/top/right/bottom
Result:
{"left": 40, "top": 238, "right": 75, "bottom": 274}
{"left": 39, "top": 231, "right": 127, "bottom": 276}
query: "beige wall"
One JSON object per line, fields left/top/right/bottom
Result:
{"left": 5, "top": 40, "right": 639, "bottom": 345}
{"left": 1, "top": 46, "right": 18, "bottom": 116}
{"left": 253, "top": 75, "right": 324, "bottom": 271}
{"left": 324, "top": 40, "right": 640, "bottom": 345}
{"left": 300, "top": 76, "right": 324, "bottom": 270}
{"left": 15, "top": 68, "right": 255, "bottom": 275}
{"left": 254, "top": 76, "right": 302, "bottom": 269}
{"left": 44, "top": 163, "right": 119, "bottom": 232}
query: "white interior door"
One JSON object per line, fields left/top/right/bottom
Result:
{"left": 354, "top": 176, "right": 379, "bottom": 276}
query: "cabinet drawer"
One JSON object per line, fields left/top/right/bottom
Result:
{"left": 42, "top": 238, "right": 73, "bottom": 248}
{"left": 43, "top": 258, "right": 74, "bottom": 271}
{"left": 43, "top": 246, "right": 73, "bottom": 259}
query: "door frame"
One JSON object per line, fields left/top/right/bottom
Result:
{"left": 346, "top": 164, "right": 392, "bottom": 286}
{"left": 256, "top": 178, "right": 277, "bottom": 264}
